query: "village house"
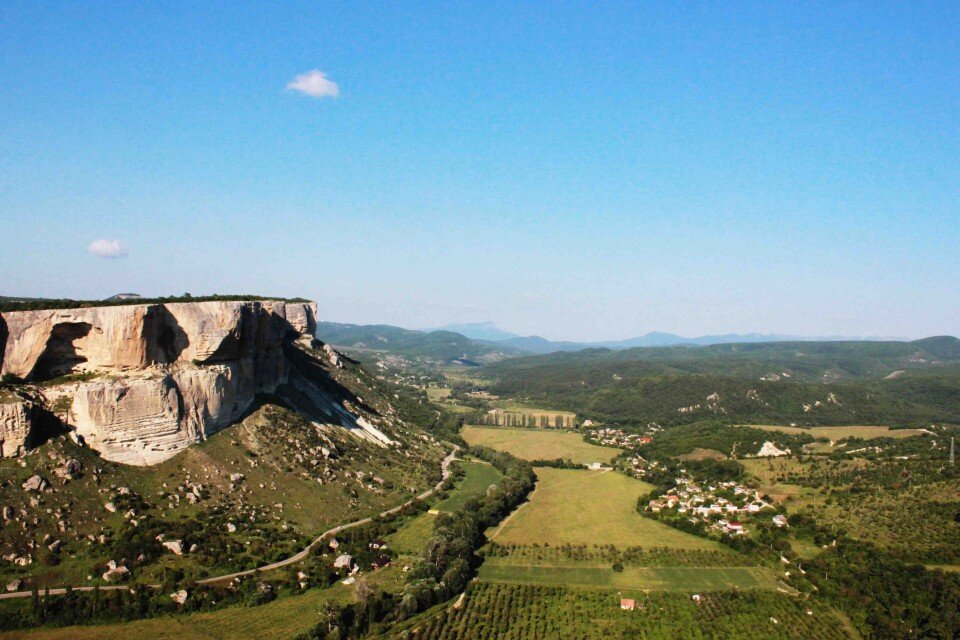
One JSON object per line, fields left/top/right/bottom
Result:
{"left": 620, "top": 598, "right": 636, "bottom": 611}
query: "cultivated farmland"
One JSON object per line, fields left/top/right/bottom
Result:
{"left": 489, "top": 467, "right": 716, "bottom": 549}
{"left": 461, "top": 426, "right": 619, "bottom": 464}
{"left": 479, "top": 561, "right": 782, "bottom": 592}
{"left": 385, "top": 582, "right": 856, "bottom": 640}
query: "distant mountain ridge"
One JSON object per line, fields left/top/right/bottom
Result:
{"left": 315, "top": 321, "right": 522, "bottom": 364}
{"left": 429, "top": 321, "right": 520, "bottom": 341}
{"left": 488, "top": 330, "right": 910, "bottom": 355}
{"left": 323, "top": 320, "right": 923, "bottom": 359}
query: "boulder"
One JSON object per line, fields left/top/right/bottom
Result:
{"left": 22, "top": 475, "right": 46, "bottom": 492}
{"left": 162, "top": 539, "right": 184, "bottom": 555}
{"left": 103, "top": 565, "right": 130, "bottom": 582}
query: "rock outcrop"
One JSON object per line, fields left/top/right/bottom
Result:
{"left": 1, "top": 300, "right": 318, "bottom": 465}
{"left": 0, "top": 399, "right": 37, "bottom": 458}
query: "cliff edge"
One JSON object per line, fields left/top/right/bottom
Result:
{"left": 0, "top": 300, "right": 346, "bottom": 465}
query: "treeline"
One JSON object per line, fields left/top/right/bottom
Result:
{"left": 475, "top": 411, "right": 575, "bottom": 429}
{"left": 640, "top": 421, "right": 812, "bottom": 460}
{"left": 484, "top": 361, "right": 960, "bottom": 427}
{"left": 295, "top": 445, "right": 536, "bottom": 640}
{"left": 808, "top": 540, "right": 960, "bottom": 638}
{"left": 0, "top": 577, "right": 277, "bottom": 631}
{"left": 646, "top": 487, "right": 960, "bottom": 638}
{"left": 0, "top": 293, "right": 310, "bottom": 313}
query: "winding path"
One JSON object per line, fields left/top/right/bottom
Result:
{"left": 0, "top": 447, "right": 459, "bottom": 600}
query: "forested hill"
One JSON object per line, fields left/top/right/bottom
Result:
{"left": 482, "top": 337, "right": 960, "bottom": 427}
{"left": 315, "top": 321, "right": 521, "bottom": 364}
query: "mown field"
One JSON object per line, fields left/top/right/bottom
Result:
{"left": 461, "top": 426, "right": 619, "bottom": 464}
{"left": 489, "top": 467, "right": 716, "bottom": 549}
{"left": 382, "top": 582, "right": 857, "bottom": 640}
{"left": 434, "top": 461, "right": 503, "bottom": 512}
{"left": 388, "top": 459, "right": 503, "bottom": 554}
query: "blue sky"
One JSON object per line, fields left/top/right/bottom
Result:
{"left": 1, "top": 2, "right": 957, "bottom": 340}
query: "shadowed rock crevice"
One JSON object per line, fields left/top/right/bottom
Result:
{"left": 31, "top": 322, "right": 93, "bottom": 381}
{"left": 0, "top": 315, "right": 7, "bottom": 374}
{"left": 145, "top": 305, "right": 189, "bottom": 365}
{"left": 23, "top": 403, "right": 68, "bottom": 450}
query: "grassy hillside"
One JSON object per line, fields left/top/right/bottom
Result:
{"left": 0, "top": 343, "right": 447, "bottom": 591}
{"left": 482, "top": 338, "right": 960, "bottom": 426}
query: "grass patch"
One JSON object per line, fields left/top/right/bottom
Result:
{"left": 461, "top": 426, "right": 619, "bottom": 464}
{"left": 386, "top": 460, "right": 504, "bottom": 554}
{"left": 434, "top": 461, "right": 502, "bottom": 512}
{"left": 426, "top": 387, "right": 451, "bottom": 401}
{"left": 678, "top": 447, "right": 727, "bottom": 461}
{"left": 388, "top": 512, "right": 436, "bottom": 554}
{"left": 490, "top": 468, "right": 717, "bottom": 549}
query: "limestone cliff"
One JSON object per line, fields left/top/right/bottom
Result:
{"left": 0, "top": 300, "right": 329, "bottom": 465}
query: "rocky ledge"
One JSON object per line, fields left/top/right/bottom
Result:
{"left": 0, "top": 300, "right": 321, "bottom": 465}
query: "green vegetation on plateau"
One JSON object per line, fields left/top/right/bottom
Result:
{"left": 0, "top": 294, "right": 311, "bottom": 313}
{"left": 481, "top": 337, "right": 960, "bottom": 426}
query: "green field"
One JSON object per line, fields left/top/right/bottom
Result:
{"left": 490, "top": 467, "right": 717, "bottom": 549}
{"left": 462, "top": 426, "right": 619, "bottom": 464}
{"left": 479, "top": 560, "right": 783, "bottom": 592}
{"left": 435, "top": 461, "right": 503, "bottom": 511}
{"left": 387, "top": 460, "right": 504, "bottom": 554}
{"left": 426, "top": 386, "right": 452, "bottom": 401}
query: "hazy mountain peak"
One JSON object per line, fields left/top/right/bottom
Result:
{"left": 431, "top": 321, "right": 519, "bottom": 341}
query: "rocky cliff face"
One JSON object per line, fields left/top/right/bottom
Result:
{"left": 0, "top": 300, "right": 320, "bottom": 465}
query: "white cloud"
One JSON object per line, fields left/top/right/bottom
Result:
{"left": 286, "top": 70, "right": 340, "bottom": 98}
{"left": 88, "top": 239, "right": 128, "bottom": 259}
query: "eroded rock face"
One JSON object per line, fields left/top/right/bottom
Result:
{"left": 0, "top": 400, "right": 35, "bottom": 458}
{"left": 0, "top": 300, "right": 318, "bottom": 465}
